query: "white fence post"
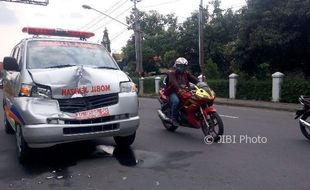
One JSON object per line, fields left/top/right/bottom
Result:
{"left": 155, "top": 76, "right": 161, "bottom": 93}
{"left": 229, "top": 73, "right": 238, "bottom": 99}
{"left": 272, "top": 72, "right": 284, "bottom": 102}
{"left": 139, "top": 77, "right": 144, "bottom": 95}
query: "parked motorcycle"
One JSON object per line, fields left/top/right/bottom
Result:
{"left": 157, "top": 81, "right": 224, "bottom": 141}
{"left": 295, "top": 95, "right": 310, "bottom": 140}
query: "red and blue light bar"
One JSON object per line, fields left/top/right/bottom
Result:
{"left": 22, "top": 27, "right": 95, "bottom": 39}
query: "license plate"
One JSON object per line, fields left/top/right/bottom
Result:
{"left": 75, "top": 107, "right": 110, "bottom": 120}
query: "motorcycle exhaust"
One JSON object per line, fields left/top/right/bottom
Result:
{"left": 157, "top": 110, "right": 171, "bottom": 122}
{"left": 300, "top": 119, "right": 310, "bottom": 129}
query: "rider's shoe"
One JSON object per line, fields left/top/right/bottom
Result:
{"left": 168, "top": 118, "right": 179, "bottom": 126}
{"left": 172, "top": 119, "right": 179, "bottom": 126}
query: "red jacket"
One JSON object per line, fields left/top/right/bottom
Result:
{"left": 164, "top": 70, "right": 199, "bottom": 96}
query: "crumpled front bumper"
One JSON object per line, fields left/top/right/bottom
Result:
{"left": 10, "top": 93, "right": 139, "bottom": 148}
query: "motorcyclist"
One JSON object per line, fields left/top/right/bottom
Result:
{"left": 164, "top": 57, "right": 199, "bottom": 125}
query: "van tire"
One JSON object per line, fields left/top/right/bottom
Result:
{"left": 114, "top": 132, "right": 136, "bottom": 147}
{"left": 16, "top": 125, "right": 31, "bottom": 164}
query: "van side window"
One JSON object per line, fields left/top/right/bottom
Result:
{"left": 12, "top": 43, "right": 23, "bottom": 63}
{"left": 16, "top": 48, "right": 22, "bottom": 65}
{"left": 11, "top": 45, "right": 22, "bottom": 69}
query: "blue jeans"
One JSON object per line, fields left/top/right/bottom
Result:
{"left": 169, "top": 93, "right": 180, "bottom": 120}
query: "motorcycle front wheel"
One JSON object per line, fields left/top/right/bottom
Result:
{"left": 300, "top": 112, "right": 310, "bottom": 140}
{"left": 201, "top": 112, "right": 224, "bottom": 142}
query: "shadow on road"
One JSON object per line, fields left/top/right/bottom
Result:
{"left": 20, "top": 141, "right": 138, "bottom": 179}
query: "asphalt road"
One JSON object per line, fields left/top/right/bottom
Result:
{"left": 0, "top": 94, "right": 309, "bottom": 190}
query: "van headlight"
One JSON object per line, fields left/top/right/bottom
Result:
{"left": 31, "top": 85, "right": 52, "bottom": 98}
{"left": 19, "top": 84, "right": 52, "bottom": 98}
{"left": 120, "top": 82, "right": 137, "bottom": 93}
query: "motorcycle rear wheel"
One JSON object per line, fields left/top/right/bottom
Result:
{"left": 201, "top": 112, "right": 224, "bottom": 142}
{"left": 300, "top": 112, "right": 310, "bottom": 140}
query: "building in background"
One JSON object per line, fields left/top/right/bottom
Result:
{"left": 101, "top": 28, "right": 111, "bottom": 53}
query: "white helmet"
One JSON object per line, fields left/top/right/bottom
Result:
{"left": 173, "top": 57, "right": 188, "bottom": 68}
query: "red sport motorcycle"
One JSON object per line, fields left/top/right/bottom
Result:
{"left": 157, "top": 81, "right": 224, "bottom": 141}
{"left": 295, "top": 95, "right": 310, "bottom": 140}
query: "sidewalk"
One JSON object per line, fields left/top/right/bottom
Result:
{"left": 215, "top": 97, "right": 299, "bottom": 112}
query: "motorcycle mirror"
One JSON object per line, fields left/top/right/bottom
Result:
{"left": 162, "top": 76, "right": 167, "bottom": 86}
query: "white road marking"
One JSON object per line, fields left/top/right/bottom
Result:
{"left": 220, "top": 114, "right": 239, "bottom": 119}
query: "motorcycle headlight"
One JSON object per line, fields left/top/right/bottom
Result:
{"left": 19, "top": 84, "right": 51, "bottom": 98}
{"left": 120, "top": 81, "right": 137, "bottom": 93}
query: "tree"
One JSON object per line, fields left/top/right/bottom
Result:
{"left": 177, "top": 11, "right": 201, "bottom": 75}
{"left": 236, "top": 0, "right": 310, "bottom": 77}
{"left": 123, "top": 10, "right": 179, "bottom": 75}
{"left": 204, "top": 58, "right": 220, "bottom": 79}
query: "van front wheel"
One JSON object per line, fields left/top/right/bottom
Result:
{"left": 16, "top": 125, "right": 31, "bottom": 163}
{"left": 114, "top": 132, "right": 136, "bottom": 147}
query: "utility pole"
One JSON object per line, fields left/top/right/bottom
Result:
{"left": 198, "top": 0, "right": 205, "bottom": 81}
{"left": 131, "top": 0, "right": 143, "bottom": 77}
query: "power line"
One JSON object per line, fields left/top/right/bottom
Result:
{"left": 106, "top": 0, "right": 128, "bottom": 12}
{"left": 110, "top": 28, "right": 130, "bottom": 41}
{"left": 83, "top": 4, "right": 129, "bottom": 32}
{"left": 83, "top": 1, "right": 130, "bottom": 31}
{"left": 81, "top": 0, "right": 129, "bottom": 31}
{"left": 101, "top": 5, "right": 133, "bottom": 27}
{"left": 91, "top": 6, "right": 133, "bottom": 33}
{"left": 106, "top": 0, "right": 130, "bottom": 16}
{"left": 80, "top": 14, "right": 106, "bottom": 30}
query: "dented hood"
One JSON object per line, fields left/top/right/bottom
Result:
{"left": 28, "top": 66, "right": 129, "bottom": 99}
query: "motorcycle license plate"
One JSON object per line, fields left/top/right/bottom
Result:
{"left": 75, "top": 107, "right": 110, "bottom": 120}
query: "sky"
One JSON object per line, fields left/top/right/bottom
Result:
{"left": 0, "top": 0, "right": 246, "bottom": 60}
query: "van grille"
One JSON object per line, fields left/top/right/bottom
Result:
{"left": 56, "top": 93, "right": 118, "bottom": 113}
{"left": 64, "top": 116, "right": 114, "bottom": 124}
{"left": 63, "top": 124, "right": 119, "bottom": 135}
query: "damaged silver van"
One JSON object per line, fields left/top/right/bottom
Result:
{"left": 2, "top": 27, "right": 139, "bottom": 163}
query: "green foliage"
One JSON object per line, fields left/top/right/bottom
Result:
{"left": 131, "top": 77, "right": 159, "bottom": 94}
{"left": 236, "top": 78, "right": 272, "bottom": 101}
{"left": 206, "top": 79, "right": 229, "bottom": 98}
{"left": 142, "top": 46, "right": 159, "bottom": 73}
{"left": 124, "top": 10, "right": 179, "bottom": 75}
{"left": 132, "top": 75, "right": 310, "bottom": 104}
{"left": 281, "top": 75, "right": 310, "bottom": 103}
{"left": 204, "top": 58, "right": 220, "bottom": 79}
{"left": 163, "top": 50, "right": 179, "bottom": 68}
{"left": 122, "top": 61, "right": 136, "bottom": 76}
{"left": 256, "top": 62, "right": 271, "bottom": 80}
{"left": 236, "top": 0, "right": 310, "bottom": 77}
{"left": 143, "top": 78, "right": 156, "bottom": 94}
{"left": 123, "top": 0, "right": 309, "bottom": 89}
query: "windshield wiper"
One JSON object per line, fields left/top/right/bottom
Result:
{"left": 46, "top": 64, "right": 76, "bottom": 69}
{"left": 96, "top": 66, "right": 118, "bottom": 70}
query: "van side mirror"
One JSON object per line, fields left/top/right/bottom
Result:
{"left": 3, "top": 57, "right": 20, "bottom": 71}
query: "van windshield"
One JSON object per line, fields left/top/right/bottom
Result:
{"left": 26, "top": 40, "right": 119, "bottom": 70}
